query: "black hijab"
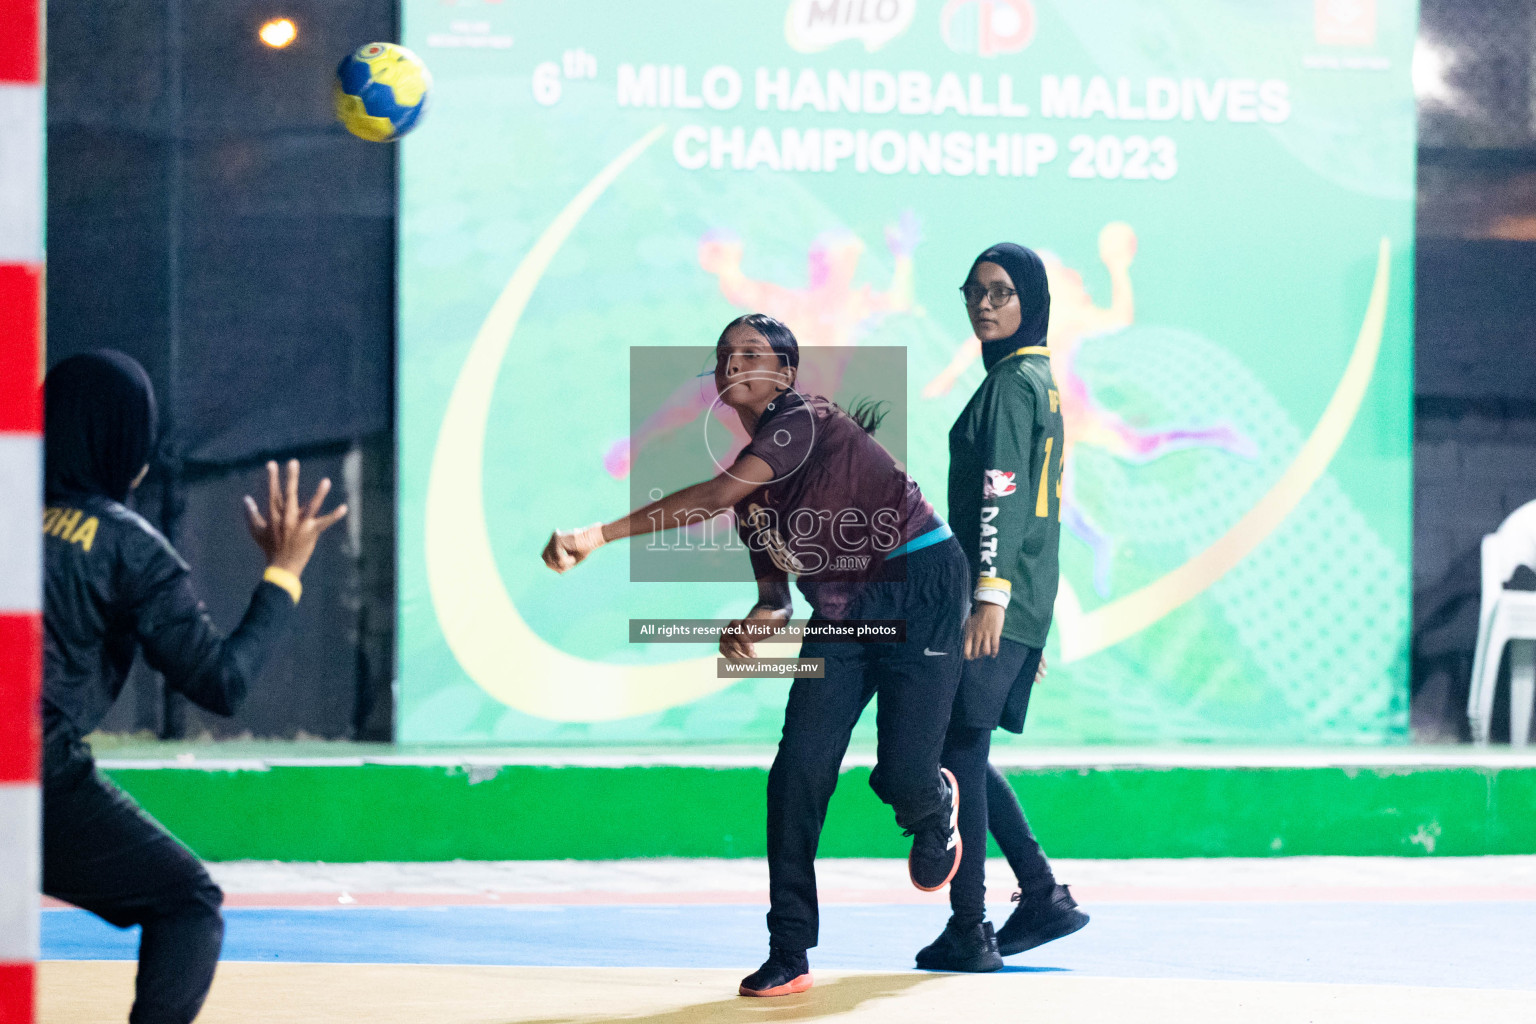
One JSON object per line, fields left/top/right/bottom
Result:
{"left": 44, "top": 351, "right": 158, "bottom": 502}
{"left": 964, "top": 242, "right": 1051, "bottom": 371}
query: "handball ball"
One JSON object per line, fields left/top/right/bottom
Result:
{"left": 334, "top": 42, "right": 431, "bottom": 142}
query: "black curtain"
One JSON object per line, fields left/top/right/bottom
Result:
{"left": 46, "top": 0, "right": 398, "bottom": 739}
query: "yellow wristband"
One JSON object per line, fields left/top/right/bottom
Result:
{"left": 263, "top": 566, "right": 303, "bottom": 604}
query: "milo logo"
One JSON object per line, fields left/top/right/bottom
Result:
{"left": 785, "top": 0, "right": 917, "bottom": 53}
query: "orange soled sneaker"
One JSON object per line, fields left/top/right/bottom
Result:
{"left": 907, "top": 767, "right": 962, "bottom": 891}
{"left": 739, "top": 946, "right": 813, "bottom": 997}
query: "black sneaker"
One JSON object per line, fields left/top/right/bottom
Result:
{"left": 907, "top": 767, "right": 962, "bottom": 891}
{"left": 738, "top": 946, "right": 813, "bottom": 997}
{"left": 995, "top": 884, "right": 1090, "bottom": 956}
{"left": 915, "top": 920, "right": 1003, "bottom": 972}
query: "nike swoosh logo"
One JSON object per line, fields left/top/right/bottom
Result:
{"left": 924, "top": 648, "right": 947, "bottom": 656}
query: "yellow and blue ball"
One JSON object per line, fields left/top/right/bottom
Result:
{"left": 334, "top": 42, "right": 431, "bottom": 142}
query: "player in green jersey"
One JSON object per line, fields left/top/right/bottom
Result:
{"left": 916, "top": 243, "right": 1089, "bottom": 972}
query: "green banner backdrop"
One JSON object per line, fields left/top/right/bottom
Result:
{"left": 398, "top": 0, "right": 1416, "bottom": 745}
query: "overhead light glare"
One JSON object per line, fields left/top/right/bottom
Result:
{"left": 260, "top": 18, "right": 297, "bottom": 49}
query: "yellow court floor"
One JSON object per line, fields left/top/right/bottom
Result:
{"left": 41, "top": 962, "right": 1536, "bottom": 1024}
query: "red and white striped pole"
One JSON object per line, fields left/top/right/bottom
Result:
{"left": 0, "top": 0, "right": 44, "bottom": 1021}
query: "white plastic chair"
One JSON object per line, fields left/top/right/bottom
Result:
{"left": 1468, "top": 499, "right": 1536, "bottom": 746}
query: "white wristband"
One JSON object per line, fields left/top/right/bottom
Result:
{"left": 975, "top": 574, "right": 1011, "bottom": 609}
{"left": 975, "top": 587, "right": 1010, "bottom": 608}
{"left": 574, "top": 523, "right": 608, "bottom": 554}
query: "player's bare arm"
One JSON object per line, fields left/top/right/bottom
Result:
{"left": 542, "top": 453, "right": 777, "bottom": 573}
{"left": 546, "top": 322, "right": 803, "bottom": 572}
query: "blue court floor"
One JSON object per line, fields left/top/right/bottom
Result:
{"left": 42, "top": 900, "right": 1536, "bottom": 991}
{"left": 38, "top": 859, "right": 1536, "bottom": 1023}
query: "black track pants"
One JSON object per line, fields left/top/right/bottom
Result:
{"left": 43, "top": 757, "right": 224, "bottom": 1024}
{"left": 943, "top": 639, "right": 1058, "bottom": 928}
{"left": 765, "top": 538, "right": 969, "bottom": 951}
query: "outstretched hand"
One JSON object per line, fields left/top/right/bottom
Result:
{"left": 542, "top": 524, "right": 607, "bottom": 573}
{"left": 243, "top": 460, "right": 348, "bottom": 578}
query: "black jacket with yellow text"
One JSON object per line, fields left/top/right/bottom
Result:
{"left": 41, "top": 493, "right": 294, "bottom": 773}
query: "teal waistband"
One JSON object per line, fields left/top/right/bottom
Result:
{"left": 885, "top": 521, "right": 953, "bottom": 561}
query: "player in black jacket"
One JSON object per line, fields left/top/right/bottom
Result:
{"left": 40, "top": 351, "right": 346, "bottom": 1024}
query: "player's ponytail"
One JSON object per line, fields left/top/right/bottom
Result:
{"left": 846, "top": 397, "right": 889, "bottom": 435}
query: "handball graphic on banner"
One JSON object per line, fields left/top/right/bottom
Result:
{"left": 399, "top": 0, "right": 1416, "bottom": 746}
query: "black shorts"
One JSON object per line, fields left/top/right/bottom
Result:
{"left": 953, "top": 637, "right": 1041, "bottom": 733}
